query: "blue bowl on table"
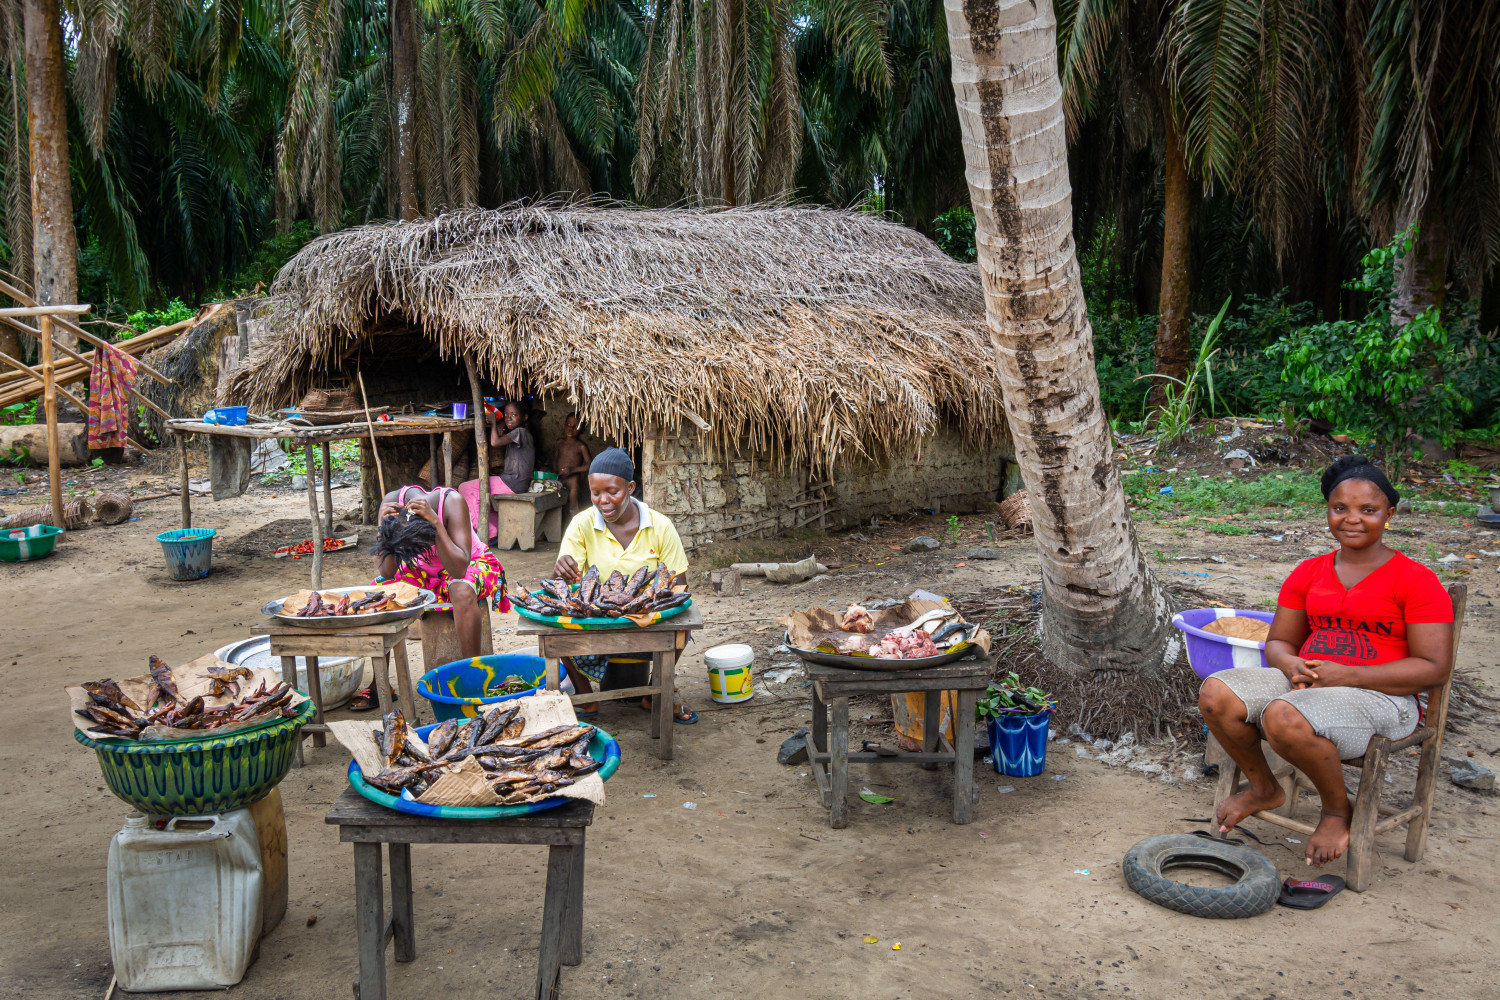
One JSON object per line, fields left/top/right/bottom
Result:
{"left": 347, "top": 721, "right": 620, "bottom": 820}
{"left": 417, "top": 653, "right": 548, "bottom": 721}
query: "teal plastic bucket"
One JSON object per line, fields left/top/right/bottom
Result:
{"left": 157, "top": 528, "right": 216, "bottom": 581}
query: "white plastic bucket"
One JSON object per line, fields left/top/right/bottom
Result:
{"left": 704, "top": 643, "right": 754, "bottom": 704}
{"left": 107, "top": 810, "right": 265, "bottom": 991}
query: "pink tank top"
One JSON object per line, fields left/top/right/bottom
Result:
{"left": 396, "top": 485, "right": 490, "bottom": 576}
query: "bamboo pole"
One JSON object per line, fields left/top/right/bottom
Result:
{"left": 39, "top": 315, "right": 63, "bottom": 528}
{"left": 305, "top": 444, "right": 325, "bottom": 588}
{"left": 0, "top": 348, "right": 87, "bottom": 414}
{"left": 0, "top": 277, "right": 171, "bottom": 385}
{"left": 464, "top": 356, "right": 490, "bottom": 543}
{"left": 178, "top": 434, "right": 191, "bottom": 528}
{"left": 355, "top": 370, "right": 385, "bottom": 498}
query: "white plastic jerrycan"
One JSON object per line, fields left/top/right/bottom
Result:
{"left": 107, "top": 810, "right": 265, "bottom": 991}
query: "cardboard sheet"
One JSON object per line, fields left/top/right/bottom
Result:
{"left": 329, "top": 691, "right": 605, "bottom": 809}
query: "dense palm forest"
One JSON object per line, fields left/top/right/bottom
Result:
{"left": 1, "top": 0, "right": 1497, "bottom": 444}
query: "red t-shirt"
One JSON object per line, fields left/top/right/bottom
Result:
{"left": 1277, "top": 550, "right": 1452, "bottom": 666}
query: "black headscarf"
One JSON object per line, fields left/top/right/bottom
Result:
{"left": 589, "top": 447, "right": 636, "bottom": 482}
{"left": 1320, "top": 455, "right": 1400, "bottom": 508}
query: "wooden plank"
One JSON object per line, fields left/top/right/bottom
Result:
{"left": 535, "top": 845, "right": 573, "bottom": 1000}
{"left": 263, "top": 634, "right": 391, "bottom": 658}
{"left": 442, "top": 431, "right": 454, "bottom": 488}
{"left": 353, "top": 842, "right": 387, "bottom": 1000}
{"left": 339, "top": 826, "right": 590, "bottom": 846}
{"left": 1374, "top": 805, "right": 1425, "bottom": 836}
{"left": 0, "top": 303, "right": 90, "bottom": 316}
{"left": 388, "top": 842, "right": 415, "bottom": 962}
{"left": 656, "top": 646, "right": 677, "bottom": 760}
{"left": 535, "top": 631, "right": 680, "bottom": 658}
{"left": 393, "top": 641, "right": 419, "bottom": 727}
{"left": 545, "top": 656, "right": 561, "bottom": 692}
{"left": 320, "top": 442, "right": 334, "bottom": 537}
{"left": 564, "top": 684, "right": 660, "bottom": 705}
{"left": 255, "top": 618, "right": 417, "bottom": 637}
{"left": 282, "top": 656, "right": 304, "bottom": 769}
{"left": 305, "top": 654, "right": 327, "bottom": 749}
{"left": 808, "top": 749, "right": 957, "bottom": 765}
{"left": 829, "top": 698, "right": 849, "bottom": 828}
{"left": 921, "top": 689, "right": 940, "bottom": 754}
{"left": 178, "top": 434, "right": 191, "bottom": 528}
{"left": 326, "top": 787, "right": 594, "bottom": 828}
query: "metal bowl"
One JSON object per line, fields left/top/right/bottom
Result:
{"left": 782, "top": 631, "right": 979, "bottom": 671}
{"left": 260, "top": 585, "right": 436, "bottom": 628}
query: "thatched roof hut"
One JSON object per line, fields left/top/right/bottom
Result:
{"left": 223, "top": 203, "right": 1006, "bottom": 475}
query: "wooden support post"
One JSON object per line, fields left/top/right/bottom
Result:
{"left": 39, "top": 315, "right": 63, "bottom": 528}
{"left": 442, "top": 431, "right": 454, "bottom": 487}
{"left": 320, "top": 442, "right": 334, "bottom": 536}
{"left": 428, "top": 434, "right": 439, "bottom": 488}
{"left": 388, "top": 842, "right": 415, "bottom": 962}
{"left": 465, "top": 356, "right": 490, "bottom": 543}
{"left": 353, "top": 842, "right": 386, "bottom": 1000}
{"left": 304, "top": 444, "right": 325, "bottom": 588}
{"left": 641, "top": 434, "right": 656, "bottom": 507}
{"left": 178, "top": 433, "right": 191, "bottom": 528}
{"left": 829, "top": 697, "right": 850, "bottom": 829}
{"left": 953, "top": 689, "right": 977, "bottom": 824}
{"left": 535, "top": 844, "right": 574, "bottom": 1000}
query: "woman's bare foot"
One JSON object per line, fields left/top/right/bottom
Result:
{"left": 1216, "top": 784, "right": 1285, "bottom": 833}
{"left": 1307, "top": 807, "right": 1353, "bottom": 866}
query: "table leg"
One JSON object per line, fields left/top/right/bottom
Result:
{"left": 919, "top": 688, "right": 943, "bottom": 771}
{"left": 354, "top": 842, "right": 387, "bottom": 1000}
{"left": 810, "top": 684, "right": 827, "bottom": 754}
{"left": 544, "top": 655, "right": 560, "bottom": 692}
{"left": 388, "top": 842, "right": 415, "bottom": 962}
{"left": 305, "top": 654, "right": 326, "bottom": 748}
{"left": 562, "top": 838, "right": 584, "bottom": 966}
{"left": 393, "top": 640, "right": 418, "bottom": 725}
{"left": 648, "top": 653, "right": 662, "bottom": 740}
{"left": 428, "top": 435, "right": 439, "bottom": 488}
{"left": 442, "top": 431, "right": 455, "bottom": 488}
{"left": 953, "top": 689, "right": 977, "bottom": 825}
{"left": 656, "top": 646, "right": 677, "bottom": 761}
{"left": 177, "top": 433, "right": 191, "bottom": 529}
{"left": 282, "top": 656, "right": 303, "bottom": 768}
{"left": 303, "top": 443, "right": 325, "bottom": 589}
{"left": 830, "top": 697, "right": 849, "bottom": 829}
{"left": 535, "top": 844, "right": 574, "bottom": 1000}
{"left": 374, "top": 652, "right": 393, "bottom": 716}
{"left": 321, "top": 442, "right": 334, "bottom": 538}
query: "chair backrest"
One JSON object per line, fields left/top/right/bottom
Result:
{"left": 1423, "top": 584, "right": 1468, "bottom": 745}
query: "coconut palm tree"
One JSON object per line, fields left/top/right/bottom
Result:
{"left": 943, "top": 0, "right": 1182, "bottom": 710}
{"left": 19, "top": 0, "right": 78, "bottom": 349}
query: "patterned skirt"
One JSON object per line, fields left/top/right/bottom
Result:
{"left": 380, "top": 549, "right": 511, "bottom": 613}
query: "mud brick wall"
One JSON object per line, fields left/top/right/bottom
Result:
{"left": 647, "top": 426, "right": 1013, "bottom": 549}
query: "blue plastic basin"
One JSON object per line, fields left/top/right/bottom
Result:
{"left": 417, "top": 653, "right": 548, "bottom": 721}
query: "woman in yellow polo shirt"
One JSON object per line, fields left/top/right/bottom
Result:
{"left": 552, "top": 448, "right": 695, "bottom": 722}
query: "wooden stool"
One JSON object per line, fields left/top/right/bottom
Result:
{"left": 252, "top": 619, "right": 418, "bottom": 767}
{"left": 325, "top": 788, "right": 591, "bottom": 1000}
{"left": 519, "top": 606, "right": 704, "bottom": 761}
{"left": 492, "top": 491, "right": 566, "bottom": 551}
{"left": 418, "top": 602, "right": 494, "bottom": 671}
{"left": 807, "top": 657, "right": 991, "bottom": 828}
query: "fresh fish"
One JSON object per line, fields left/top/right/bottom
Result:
{"left": 932, "top": 620, "right": 976, "bottom": 645}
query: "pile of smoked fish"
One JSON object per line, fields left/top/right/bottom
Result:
{"left": 509, "top": 563, "right": 690, "bottom": 619}
{"left": 76, "top": 656, "right": 297, "bottom": 737}
{"left": 367, "top": 704, "right": 600, "bottom": 805}
{"left": 278, "top": 583, "right": 421, "bottom": 618}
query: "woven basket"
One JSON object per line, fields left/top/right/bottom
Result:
{"left": 1, "top": 498, "right": 91, "bottom": 530}
{"left": 300, "top": 387, "right": 356, "bottom": 412}
{"left": 94, "top": 490, "right": 133, "bottom": 525}
{"left": 997, "top": 489, "right": 1032, "bottom": 532}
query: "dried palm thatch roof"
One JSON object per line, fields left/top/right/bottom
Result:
{"left": 223, "top": 203, "right": 1007, "bottom": 472}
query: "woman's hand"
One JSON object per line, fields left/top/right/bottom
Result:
{"left": 554, "top": 554, "right": 581, "bottom": 583}
{"left": 1282, "top": 657, "right": 1321, "bottom": 689}
{"left": 405, "top": 496, "right": 441, "bottom": 526}
{"left": 378, "top": 501, "right": 402, "bottom": 520}
{"left": 1300, "top": 659, "right": 1360, "bottom": 689}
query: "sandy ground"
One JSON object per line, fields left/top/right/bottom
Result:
{"left": 2, "top": 467, "right": 1498, "bottom": 1000}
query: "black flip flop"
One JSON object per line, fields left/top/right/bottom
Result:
{"left": 1277, "top": 876, "right": 1345, "bottom": 909}
{"left": 348, "top": 686, "right": 395, "bottom": 713}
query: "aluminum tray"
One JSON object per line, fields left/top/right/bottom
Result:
{"left": 260, "top": 585, "right": 436, "bottom": 628}
{"left": 783, "top": 631, "right": 980, "bottom": 671}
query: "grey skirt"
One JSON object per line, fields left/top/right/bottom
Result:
{"left": 1207, "top": 667, "right": 1419, "bottom": 760}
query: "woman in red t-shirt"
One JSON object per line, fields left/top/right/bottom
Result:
{"left": 1200, "top": 456, "right": 1454, "bottom": 868}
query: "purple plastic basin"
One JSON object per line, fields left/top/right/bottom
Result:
{"left": 1172, "top": 608, "right": 1275, "bottom": 679}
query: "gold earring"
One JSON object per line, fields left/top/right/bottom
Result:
{"left": 1384, "top": 520, "right": 1391, "bottom": 528}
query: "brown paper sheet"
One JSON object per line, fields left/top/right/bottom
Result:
{"left": 328, "top": 691, "right": 606, "bottom": 809}
{"left": 776, "top": 599, "right": 991, "bottom": 660}
{"left": 67, "top": 652, "right": 308, "bottom": 743}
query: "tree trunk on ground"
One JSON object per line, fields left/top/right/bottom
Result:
{"left": 944, "top": 0, "right": 1187, "bottom": 731}
{"left": 22, "top": 0, "right": 76, "bottom": 350}
{"left": 391, "top": 0, "right": 420, "bottom": 220}
{"left": 1392, "top": 196, "right": 1448, "bottom": 324}
{"left": 1148, "top": 118, "right": 1190, "bottom": 408}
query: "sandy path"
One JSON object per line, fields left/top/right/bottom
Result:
{"left": 2, "top": 474, "right": 1496, "bottom": 999}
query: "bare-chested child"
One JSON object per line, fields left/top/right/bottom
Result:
{"left": 550, "top": 413, "right": 592, "bottom": 512}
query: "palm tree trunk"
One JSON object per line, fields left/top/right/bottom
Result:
{"left": 1148, "top": 118, "right": 1190, "bottom": 407}
{"left": 944, "top": 0, "right": 1181, "bottom": 701}
{"left": 22, "top": 0, "right": 76, "bottom": 349}
{"left": 1392, "top": 196, "right": 1448, "bottom": 324}
{"left": 721, "top": 0, "right": 741, "bottom": 207}
{"left": 391, "top": 0, "right": 420, "bottom": 220}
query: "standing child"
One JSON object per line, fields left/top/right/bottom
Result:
{"left": 550, "top": 413, "right": 592, "bottom": 513}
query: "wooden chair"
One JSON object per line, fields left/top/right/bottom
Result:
{"left": 1208, "top": 584, "right": 1467, "bottom": 892}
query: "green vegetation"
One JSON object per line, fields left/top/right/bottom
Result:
{"left": 123, "top": 299, "right": 194, "bottom": 337}
{"left": 1, "top": 401, "right": 37, "bottom": 426}
{"left": 1123, "top": 469, "right": 1324, "bottom": 516}
{"left": 977, "top": 673, "right": 1056, "bottom": 720}
{"left": 1202, "top": 522, "right": 1254, "bottom": 536}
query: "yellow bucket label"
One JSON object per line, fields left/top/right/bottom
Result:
{"left": 707, "top": 665, "right": 753, "bottom": 702}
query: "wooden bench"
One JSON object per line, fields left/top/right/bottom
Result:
{"left": 491, "top": 490, "right": 566, "bottom": 551}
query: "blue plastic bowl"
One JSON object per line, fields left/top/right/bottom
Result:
{"left": 157, "top": 528, "right": 216, "bottom": 581}
{"left": 417, "top": 653, "right": 548, "bottom": 721}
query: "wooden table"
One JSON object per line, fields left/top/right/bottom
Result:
{"left": 807, "top": 657, "right": 990, "bottom": 828}
{"left": 165, "top": 411, "right": 482, "bottom": 588}
{"left": 491, "top": 490, "right": 566, "bottom": 551}
{"left": 325, "top": 788, "right": 592, "bottom": 1000}
{"left": 251, "top": 619, "right": 417, "bottom": 766}
{"left": 518, "top": 606, "right": 704, "bottom": 761}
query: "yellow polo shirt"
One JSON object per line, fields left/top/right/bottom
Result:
{"left": 559, "top": 498, "right": 689, "bottom": 580}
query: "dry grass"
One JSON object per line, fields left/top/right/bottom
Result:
{"left": 222, "top": 202, "right": 1007, "bottom": 473}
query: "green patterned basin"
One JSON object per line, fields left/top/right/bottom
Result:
{"left": 74, "top": 700, "right": 313, "bottom": 816}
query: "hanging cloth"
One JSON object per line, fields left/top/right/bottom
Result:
{"left": 86, "top": 342, "right": 139, "bottom": 449}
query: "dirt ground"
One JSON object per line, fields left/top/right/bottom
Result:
{"left": 2, "top": 464, "right": 1498, "bottom": 1000}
